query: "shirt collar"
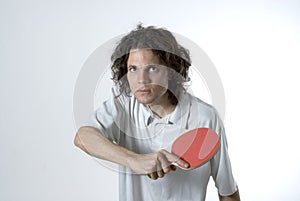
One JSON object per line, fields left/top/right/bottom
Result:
{"left": 142, "top": 92, "right": 191, "bottom": 128}
{"left": 169, "top": 92, "right": 190, "bottom": 128}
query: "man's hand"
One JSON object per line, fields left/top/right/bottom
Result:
{"left": 75, "top": 127, "right": 189, "bottom": 180}
{"left": 127, "top": 149, "right": 189, "bottom": 180}
{"left": 219, "top": 189, "right": 240, "bottom": 201}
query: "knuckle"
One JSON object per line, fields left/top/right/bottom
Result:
{"left": 157, "top": 170, "right": 164, "bottom": 178}
{"left": 159, "top": 149, "right": 169, "bottom": 157}
{"left": 159, "top": 149, "right": 166, "bottom": 154}
{"left": 157, "top": 151, "right": 164, "bottom": 158}
{"left": 163, "top": 167, "right": 170, "bottom": 173}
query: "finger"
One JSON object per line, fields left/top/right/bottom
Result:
{"left": 170, "top": 164, "right": 177, "bottom": 171}
{"left": 157, "top": 151, "right": 172, "bottom": 174}
{"left": 148, "top": 172, "right": 158, "bottom": 180}
{"left": 162, "top": 165, "right": 171, "bottom": 174}
{"left": 156, "top": 159, "right": 165, "bottom": 178}
{"left": 173, "top": 158, "right": 190, "bottom": 169}
{"left": 161, "top": 149, "right": 190, "bottom": 169}
{"left": 157, "top": 169, "right": 164, "bottom": 178}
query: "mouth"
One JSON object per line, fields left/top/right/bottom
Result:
{"left": 136, "top": 88, "right": 151, "bottom": 94}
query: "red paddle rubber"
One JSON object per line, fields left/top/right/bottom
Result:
{"left": 171, "top": 128, "right": 220, "bottom": 169}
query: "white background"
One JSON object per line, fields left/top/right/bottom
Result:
{"left": 1, "top": 0, "right": 300, "bottom": 201}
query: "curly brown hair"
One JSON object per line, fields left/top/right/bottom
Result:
{"left": 111, "top": 24, "right": 191, "bottom": 105}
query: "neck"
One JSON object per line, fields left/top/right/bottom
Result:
{"left": 148, "top": 104, "right": 175, "bottom": 118}
{"left": 147, "top": 94, "right": 176, "bottom": 118}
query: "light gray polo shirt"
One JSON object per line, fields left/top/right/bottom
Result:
{"left": 86, "top": 86, "right": 237, "bottom": 201}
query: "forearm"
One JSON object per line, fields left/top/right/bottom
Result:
{"left": 74, "top": 126, "right": 136, "bottom": 167}
{"left": 219, "top": 190, "right": 240, "bottom": 201}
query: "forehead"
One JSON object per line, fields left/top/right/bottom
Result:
{"left": 127, "top": 49, "right": 162, "bottom": 66}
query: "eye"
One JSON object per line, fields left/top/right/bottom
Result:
{"left": 148, "top": 65, "right": 159, "bottom": 72}
{"left": 128, "top": 65, "right": 137, "bottom": 72}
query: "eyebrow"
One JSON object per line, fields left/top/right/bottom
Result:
{"left": 127, "top": 65, "right": 137, "bottom": 70}
{"left": 127, "top": 64, "right": 162, "bottom": 69}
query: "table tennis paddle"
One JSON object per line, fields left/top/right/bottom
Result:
{"left": 171, "top": 127, "right": 220, "bottom": 169}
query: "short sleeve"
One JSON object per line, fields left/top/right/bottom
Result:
{"left": 82, "top": 86, "right": 125, "bottom": 143}
{"left": 210, "top": 113, "right": 238, "bottom": 196}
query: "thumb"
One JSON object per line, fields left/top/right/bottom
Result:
{"left": 173, "top": 157, "right": 190, "bottom": 169}
{"left": 161, "top": 149, "right": 190, "bottom": 169}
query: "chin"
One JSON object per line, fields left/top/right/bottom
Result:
{"left": 133, "top": 94, "right": 154, "bottom": 104}
{"left": 135, "top": 97, "right": 155, "bottom": 105}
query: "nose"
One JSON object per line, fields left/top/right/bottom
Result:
{"left": 137, "top": 69, "right": 150, "bottom": 84}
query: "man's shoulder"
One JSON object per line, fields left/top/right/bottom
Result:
{"left": 184, "top": 93, "right": 216, "bottom": 111}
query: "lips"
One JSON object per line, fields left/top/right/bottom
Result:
{"left": 136, "top": 88, "right": 151, "bottom": 94}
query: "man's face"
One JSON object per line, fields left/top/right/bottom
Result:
{"left": 126, "top": 49, "right": 169, "bottom": 106}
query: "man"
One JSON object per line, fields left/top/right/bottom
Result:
{"left": 74, "top": 24, "right": 240, "bottom": 201}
